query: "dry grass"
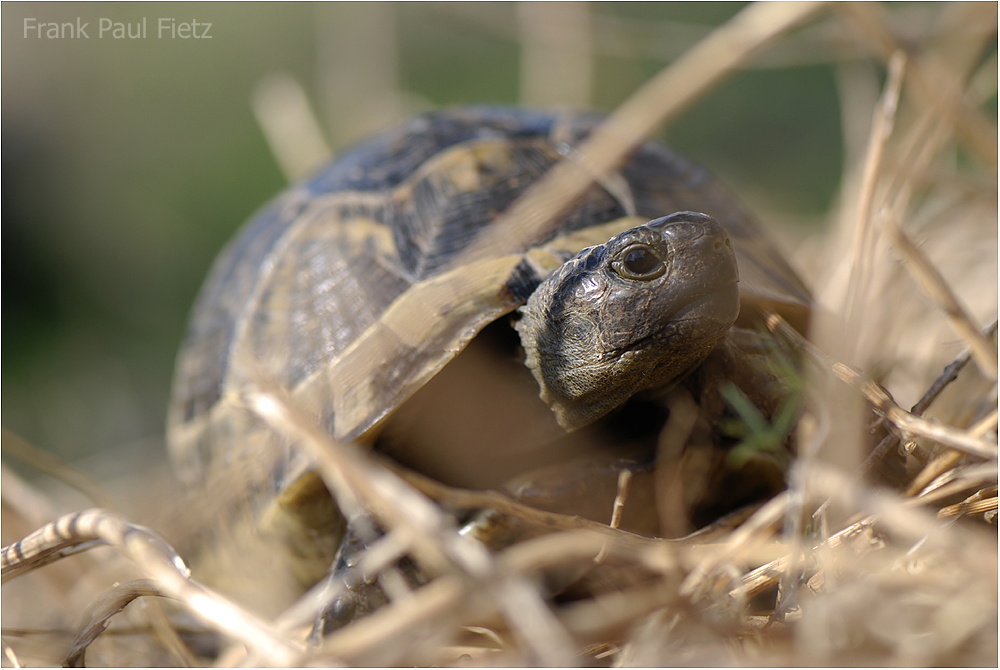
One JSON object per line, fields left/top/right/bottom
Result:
{"left": 2, "top": 2, "right": 997, "bottom": 667}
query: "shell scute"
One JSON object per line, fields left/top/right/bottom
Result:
{"left": 168, "top": 107, "right": 808, "bottom": 494}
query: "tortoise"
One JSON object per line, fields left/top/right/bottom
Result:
{"left": 167, "top": 106, "right": 810, "bottom": 615}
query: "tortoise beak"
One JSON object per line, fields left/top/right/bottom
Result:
{"left": 655, "top": 212, "right": 740, "bottom": 326}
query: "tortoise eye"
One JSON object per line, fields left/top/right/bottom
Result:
{"left": 612, "top": 243, "right": 666, "bottom": 281}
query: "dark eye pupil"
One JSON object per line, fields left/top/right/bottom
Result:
{"left": 623, "top": 247, "right": 659, "bottom": 275}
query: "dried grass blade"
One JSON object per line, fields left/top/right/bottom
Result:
{"left": 0, "top": 509, "right": 301, "bottom": 665}
{"left": 252, "top": 72, "right": 333, "bottom": 182}
{"left": 880, "top": 218, "right": 999, "bottom": 379}
{"left": 63, "top": 579, "right": 172, "bottom": 668}
{"left": 242, "top": 380, "right": 578, "bottom": 664}
{"left": 909, "top": 408, "right": 999, "bottom": 497}
{"left": 317, "top": 575, "right": 466, "bottom": 662}
{"left": 457, "top": 1, "right": 827, "bottom": 265}
{"left": 837, "top": 2, "right": 998, "bottom": 169}
{"left": 843, "top": 51, "right": 906, "bottom": 351}
{"left": 913, "top": 463, "right": 999, "bottom": 506}
{"left": 937, "top": 488, "right": 998, "bottom": 519}
{"left": 2, "top": 639, "right": 22, "bottom": 669}
{"left": 1, "top": 465, "right": 59, "bottom": 533}
{"left": 768, "top": 314, "right": 998, "bottom": 459}
{"left": 493, "top": 577, "right": 577, "bottom": 667}
{"left": 730, "top": 515, "right": 879, "bottom": 601}
{"left": 1, "top": 427, "right": 117, "bottom": 512}
{"left": 831, "top": 361, "right": 998, "bottom": 459}
{"left": 679, "top": 491, "right": 791, "bottom": 598}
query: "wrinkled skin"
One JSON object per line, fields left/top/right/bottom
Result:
{"left": 517, "top": 212, "right": 740, "bottom": 431}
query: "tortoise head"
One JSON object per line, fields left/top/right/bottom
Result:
{"left": 516, "top": 212, "right": 740, "bottom": 431}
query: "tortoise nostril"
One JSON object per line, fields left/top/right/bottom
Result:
{"left": 713, "top": 239, "right": 723, "bottom": 251}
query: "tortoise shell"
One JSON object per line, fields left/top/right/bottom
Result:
{"left": 167, "top": 106, "right": 809, "bottom": 507}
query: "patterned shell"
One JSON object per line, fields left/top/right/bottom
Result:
{"left": 167, "top": 107, "right": 809, "bottom": 498}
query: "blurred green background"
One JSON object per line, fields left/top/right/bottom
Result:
{"left": 3, "top": 1, "right": 864, "bottom": 471}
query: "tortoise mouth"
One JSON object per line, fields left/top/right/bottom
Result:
{"left": 667, "top": 278, "right": 741, "bottom": 335}
{"left": 656, "top": 214, "right": 740, "bottom": 326}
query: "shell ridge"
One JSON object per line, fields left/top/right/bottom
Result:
{"left": 168, "top": 106, "right": 812, "bottom": 500}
